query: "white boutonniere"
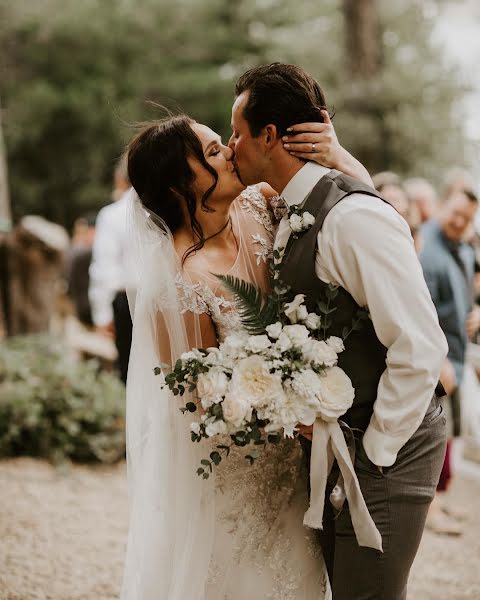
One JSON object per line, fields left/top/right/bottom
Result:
{"left": 287, "top": 206, "right": 315, "bottom": 238}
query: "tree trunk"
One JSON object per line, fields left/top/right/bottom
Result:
{"left": 0, "top": 98, "right": 11, "bottom": 337}
{"left": 0, "top": 99, "right": 11, "bottom": 233}
{"left": 343, "top": 0, "right": 380, "bottom": 78}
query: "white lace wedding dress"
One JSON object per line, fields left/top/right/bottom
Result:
{"left": 123, "top": 186, "right": 329, "bottom": 600}
{"left": 179, "top": 187, "right": 329, "bottom": 600}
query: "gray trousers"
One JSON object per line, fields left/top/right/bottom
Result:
{"left": 303, "top": 399, "right": 447, "bottom": 600}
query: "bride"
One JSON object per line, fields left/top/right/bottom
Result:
{"left": 121, "top": 113, "right": 372, "bottom": 600}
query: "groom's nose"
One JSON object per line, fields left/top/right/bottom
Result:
{"left": 224, "top": 145, "right": 234, "bottom": 161}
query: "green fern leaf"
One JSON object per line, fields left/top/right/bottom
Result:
{"left": 215, "top": 274, "right": 278, "bottom": 335}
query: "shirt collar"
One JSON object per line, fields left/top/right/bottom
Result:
{"left": 282, "top": 162, "right": 331, "bottom": 207}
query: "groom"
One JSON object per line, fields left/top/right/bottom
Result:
{"left": 228, "top": 63, "right": 448, "bottom": 599}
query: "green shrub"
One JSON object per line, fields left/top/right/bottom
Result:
{"left": 0, "top": 335, "right": 126, "bottom": 463}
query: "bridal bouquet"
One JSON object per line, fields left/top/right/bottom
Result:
{"left": 160, "top": 276, "right": 362, "bottom": 478}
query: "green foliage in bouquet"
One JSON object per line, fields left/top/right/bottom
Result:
{"left": 215, "top": 274, "right": 291, "bottom": 335}
{"left": 0, "top": 335, "right": 126, "bottom": 463}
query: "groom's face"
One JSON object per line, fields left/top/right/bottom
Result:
{"left": 228, "top": 91, "right": 267, "bottom": 186}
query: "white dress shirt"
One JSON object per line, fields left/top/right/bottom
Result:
{"left": 275, "top": 162, "right": 448, "bottom": 467}
{"left": 89, "top": 191, "right": 130, "bottom": 327}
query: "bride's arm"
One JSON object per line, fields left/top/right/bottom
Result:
{"left": 154, "top": 307, "right": 218, "bottom": 365}
{"left": 282, "top": 110, "right": 374, "bottom": 187}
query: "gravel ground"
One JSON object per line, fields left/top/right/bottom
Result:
{"left": 0, "top": 457, "right": 479, "bottom": 600}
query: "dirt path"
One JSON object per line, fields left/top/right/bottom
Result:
{"left": 0, "top": 457, "right": 479, "bottom": 599}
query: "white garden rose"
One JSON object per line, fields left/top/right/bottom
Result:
{"left": 283, "top": 324, "right": 310, "bottom": 347}
{"left": 305, "top": 340, "right": 338, "bottom": 367}
{"left": 289, "top": 214, "right": 304, "bottom": 232}
{"left": 318, "top": 366, "right": 355, "bottom": 421}
{"left": 297, "top": 305, "right": 309, "bottom": 322}
{"left": 284, "top": 294, "right": 306, "bottom": 324}
{"left": 200, "top": 396, "right": 216, "bottom": 410}
{"left": 197, "top": 369, "right": 229, "bottom": 408}
{"left": 205, "top": 419, "right": 228, "bottom": 437}
{"left": 290, "top": 369, "right": 323, "bottom": 399}
{"left": 204, "top": 347, "right": 221, "bottom": 365}
{"left": 295, "top": 405, "right": 318, "bottom": 427}
{"left": 222, "top": 393, "right": 252, "bottom": 428}
{"left": 246, "top": 334, "right": 272, "bottom": 354}
{"left": 190, "top": 421, "right": 201, "bottom": 435}
{"left": 302, "top": 211, "right": 315, "bottom": 227}
{"left": 266, "top": 322, "right": 283, "bottom": 339}
{"left": 229, "top": 355, "right": 283, "bottom": 409}
{"left": 326, "top": 336, "right": 345, "bottom": 353}
{"left": 304, "top": 312, "right": 321, "bottom": 330}
{"left": 276, "top": 331, "right": 293, "bottom": 353}
{"left": 221, "top": 332, "right": 249, "bottom": 357}
{"left": 180, "top": 351, "right": 198, "bottom": 361}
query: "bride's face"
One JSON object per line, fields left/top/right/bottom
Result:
{"left": 189, "top": 123, "right": 245, "bottom": 206}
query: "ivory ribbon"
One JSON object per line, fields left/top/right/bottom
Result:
{"left": 303, "top": 417, "right": 383, "bottom": 552}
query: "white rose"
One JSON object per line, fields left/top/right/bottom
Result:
{"left": 305, "top": 340, "right": 338, "bottom": 367}
{"left": 205, "top": 419, "right": 228, "bottom": 437}
{"left": 197, "top": 369, "right": 229, "bottom": 408}
{"left": 221, "top": 332, "right": 249, "bottom": 357}
{"left": 204, "top": 347, "right": 221, "bottom": 365}
{"left": 302, "top": 211, "right": 315, "bottom": 227}
{"left": 200, "top": 396, "right": 216, "bottom": 410}
{"left": 276, "top": 331, "right": 293, "bottom": 353}
{"left": 284, "top": 294, "right": 306, "bottom": 324}
{"left": 318, "top": 366, "right": 355, "bottom": 421}
{"left": 295, "top": 405, "right": 318, "bottom": 427}
{"left": 266, "top": 322, "right": 283, "bottom": 339}
{"left": 304, "top": 312, "right": 321, "bottom": 330}
{"left": 190, "top": 421, "right": 201, "bottom": 435}
{"left": 326, "top": 336, "right": 345, "bottom": 353}
{"left": 289, "top": 214, "right": 304, "bottom": 232}
{"left": 222, "top": 393, "right": 252, "bottom": 428}
{"left": 180, "top": 351, "right": 197, "bottom": 361}
{"left": 283, "top": 324, "right": 311, "bottom": 347}
{"left": 297, "top": 305, "right": 309, "bottom": 322}
{"left": 290, "top": 369, "right": 323, "bottom": 399}
{"left": 246, "top": 334, "right": 272, "bottom": 354}
{"left": 230, "top": 356, "right": 284, "bottom": 410}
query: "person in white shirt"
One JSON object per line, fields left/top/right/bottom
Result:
{"left": 229, "top": 63, "right": 448, "bottom": 600}
{"left": 89, "top": 157, "right": 132, "bottom": 382}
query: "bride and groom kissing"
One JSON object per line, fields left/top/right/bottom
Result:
{"left": 122, "top": 63, "right": 447, "bottom": 599}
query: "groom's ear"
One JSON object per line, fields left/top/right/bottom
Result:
{"left": 263, "top": 124, "right": 280, "bottom": 149}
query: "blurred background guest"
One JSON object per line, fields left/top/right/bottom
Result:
{"left": 89, "top": 156, "right": 132, "bottom": 383}
{"left": 443, "top": 167, "right": 477, "bottom": 201}
{"left": 65, "top": 212, "right": 96, "bottom": 327}
{"left": 404, "top": 177, "right": 439, "bottom": 224}
{"left": 373, "top": 171, "right": 410, "bottom": 218}
{"left": 373, "top": 170, "right": 422, "bottom": 250}
{"left": 420, "top": 186, "right": 480, "bottom": 535}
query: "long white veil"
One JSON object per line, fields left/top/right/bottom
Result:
{"left": 121, "top": 189, "right": 215, "bottom": 600}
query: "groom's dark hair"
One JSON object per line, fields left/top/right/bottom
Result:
{"left": 235, "top": 63, "right": 329, "bottom": 137}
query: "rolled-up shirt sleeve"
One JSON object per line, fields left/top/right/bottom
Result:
{"left": 89, "top": 204, "right": 125, "bottom": 326}
{"left": 316, "top": 195, "right": 448, "bottom": 467}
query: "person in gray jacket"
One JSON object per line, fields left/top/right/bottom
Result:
{"left": 420, "top": 186, "right": 480, "bottom": 534}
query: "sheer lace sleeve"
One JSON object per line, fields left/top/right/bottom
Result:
{"left": 237, "top": 185, "right": 276, "bottom": 236}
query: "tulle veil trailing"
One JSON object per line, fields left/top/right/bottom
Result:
{"left": 121, "top": 189, "right": 215, "bottom": 600}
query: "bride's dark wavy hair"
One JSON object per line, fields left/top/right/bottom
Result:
{"left": 127, "top": 114, "right": 220, "bottom": 264}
